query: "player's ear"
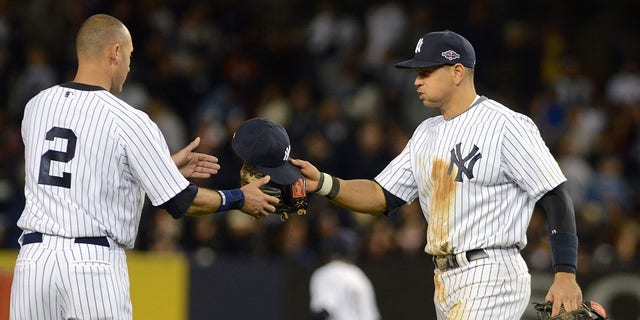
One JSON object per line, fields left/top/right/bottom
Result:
{"left": 107, "top": 42, "right": 120, "bottom": 62}
{"left": 452, "top": 63, "right": 466, "bottom": 85}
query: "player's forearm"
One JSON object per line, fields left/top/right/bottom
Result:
{"left": 185, "top": 179, "right": 277, "bottom": 218}
{"left": 186, "top": 188, "right": 224, "bottom": 216}
{"left": 326, "top": 178, "right": 386, "bottom": 215}
{"left": 537, "top": 182, "right": 578, "bottom": 273}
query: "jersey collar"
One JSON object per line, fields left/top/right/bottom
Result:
{"left": 61, "top": 82, "right": 106, "bottom": 91}
{"left": 444, "top": 95, "right": 486, "bottom": 121}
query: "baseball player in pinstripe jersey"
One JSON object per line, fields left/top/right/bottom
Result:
{"left": 309, "top": 229, "right": 380, "bottom": 320}
{"left": 292, "top": 30, "right": 583, "bottom": 319}
{"left": 11, "top": 14, "right": 279, "bottom": 319}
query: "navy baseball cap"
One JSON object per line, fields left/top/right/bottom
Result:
{"left": 395, "top": 30, "right": 475, "bottom": 69}
{"left": 322, "top": 229, "right": 359, "bottom": 259}
{"left": 231, "top": 118, "right": 301, "bottom": 185}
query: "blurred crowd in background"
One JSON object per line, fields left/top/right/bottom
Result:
{"left": 0, "top": 0, "right": 639, "bottom": 276}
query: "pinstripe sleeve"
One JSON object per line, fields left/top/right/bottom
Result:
{"left": 375, "top": 137, "right": 419, "bottom": 203}
{"left": 501, "top": 114, "right": 566, "bottom": 201}
{"left": 115, "top": 106, "right": 189, "bottom": 206}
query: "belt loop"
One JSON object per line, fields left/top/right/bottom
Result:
{"left": 433, "top": 248, "right": 490, "bottom": 271}
{"left": 446, "top": 255, "right": 455, "bottom": 268}
{"left": 456, "top": 251, "right": 470, "bottom": 266}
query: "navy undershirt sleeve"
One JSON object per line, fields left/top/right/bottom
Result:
{"left": 376, "top": 182, "right": 407, "bottom": 215}
{"left": 536, "top": 182, "right": 578, "bottom": 273}
{"left": 159, "top": 182, "right": 198, "bottom": 219}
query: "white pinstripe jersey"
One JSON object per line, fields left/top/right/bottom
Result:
{"left": 376, "top": 96, "right": 565, "bottom": 255}
{"left": 310, "top": 260, "right": 380, "bottom": 320}
{"left": 19, "top": 82, "right": 189, "bottom": 248}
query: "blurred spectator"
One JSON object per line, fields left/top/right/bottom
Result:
{"left": 344, "top": 82, "right": 383, "bottom": 121}
{"left": 394, "top": 202, "right": 425, "bottom": 257}
{"left": 585, "top": 154, "right": 632, "bottom": 214}
{"left": 523, "top": 209, "right": 552, "bottom": 272}
{"left": 255, "top": 83, "right": 292, "bottom": 127}
{"left": 8, "top": 45, "right": 57, "bottom": 117}
{"left": 0, "top": 214, "right": 6, "bottom": 248}
{"left": 562, "top": 102, "right": 607, "bottom": 157}
{"left": 306, "top": 1, "right": 360, "bottom": 61}
{"left": 556, "top": 134, "right": 594, "bottom": 210}
{"left": 221, "top": 210, "right": 261, "bottom": 256}
{"left": 346, "top": 117, "right": 392, "bottom": 179}
{"left": 363, "top": 0, "right": 406, "bottom": 70}
{"left": 363, "top": 218, "right": 399, "bottom": 262}
{"left": 146, "top": 97, "right": 188, "bottom": 154}
{"left": 0, "top": 2, "right": 10, "bottom": 105}
{"left": 605, "top": 59, "right": 640, "bottom": 107}
{"left": 287, "top": 79, "right": 318, "bottom": 150}
{"left": 0, "top": 110, "right": 23, "bottom": 249}
{"left": 116, "top": 80, "right": 151, "bottom": 111}
{"left": 185, "top": 214, "right": 220, "bottom": 266}
{"left": 553, "top": 57, "right": 594, "bottom": 107}
{"left": 148, "top": 209, "right": 184, "bottom": 254}
{"left": 613, "top": 219, "right": 640, "bottom": 271}
{"left": 278, "top": 215, "right": 316, "bottom": 266}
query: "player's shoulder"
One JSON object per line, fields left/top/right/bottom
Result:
{"left": 25, "top": 84, "right": 76, "bottom": 113}
{"left": 89, "top": 88, "right": 152, "bottom": 124}
{"left": 94, "top": 90, "right": 144, "bottom": 115}
{"left": 479, "top": 97, "right": 536, "bottom": 126}
{"left": 52, "top": 82, "right": 142, "bottom": 114}
{"left": 314, "top": 261, "right": 360, "bottom": 279}
{"left": 27, "top": 83, "right": 64, "bottom": 101}
{"left": 414, "top": 114, "right": 444, "bottom": 132}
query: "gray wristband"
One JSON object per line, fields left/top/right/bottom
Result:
{"left": 316, "top": 172, "right": 340, "bottom": 200}
{"left": 326, "top": 175, "right": 340, "bottom": 200}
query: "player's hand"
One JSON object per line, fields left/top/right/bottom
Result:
{"left": 239, "top": 175, "right": 280, "bottom": 219}
{"left": 290, "top": 158, "right": 321, "bottom": 192}
{"left": 545, "top": 272, "right": 583, "bottom": 316}
{"left": 172, "top": 137, "right": 221, "bottom": 179}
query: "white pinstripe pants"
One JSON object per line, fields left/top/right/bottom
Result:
{"left": 10, "top": 233, "right": 132, "bottom": 320}
{"left": 433, "top": 247, "right": 531, "bottom": 320}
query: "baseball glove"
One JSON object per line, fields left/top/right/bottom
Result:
{"left": 240, "top": 163, "right": 308, "bottom": 221}
{"left": 533, "top": 300, "right": 607, "bottom": 320}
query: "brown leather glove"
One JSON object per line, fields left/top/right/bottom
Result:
{"left": 532, "top": 300, "right": 607, "bottom": 320}
{"left": 240, "top": 163, "right": 308, "bottom": 221}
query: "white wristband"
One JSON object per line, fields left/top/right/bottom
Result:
{"left": 316, "top": 172, "right": 333, "bottom": 196}
{"left": 217, "top": 190, "right": 227, "bottom": 206}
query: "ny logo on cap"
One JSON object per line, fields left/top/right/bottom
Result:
{"left": 283, "top": 145, "right": 291, "bottom": 161}
{"left": 415, "top": 38, "right": 423, "bottom": 53}
{"left": 441, "top": 50, "right": 460, "bottom": 61}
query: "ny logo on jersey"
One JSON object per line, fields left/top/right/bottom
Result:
{"left": 448, "top": 143, "right": 482, "bottom": 182}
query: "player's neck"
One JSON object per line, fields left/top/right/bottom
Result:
{"left": 441, "top": 91, "right": 478, "bottom": 120}
{"left": 73, "top": 63, "right": 111, "bottom": 92}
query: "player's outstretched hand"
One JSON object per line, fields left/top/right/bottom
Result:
{"left": 290, "top": 158, "right": 321, "bottom": 192}
{"left": 173, "top": 137, "right": 221, "bottom": 179}
{"left": 240, "top": 175, "right": 280, "bottom": 219}
{"left": 545, "top": 272, "right": 583, "bottom": 316}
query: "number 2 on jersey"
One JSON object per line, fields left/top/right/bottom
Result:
{"left": 38, "top": 127, "right": 77, "bottom": 188}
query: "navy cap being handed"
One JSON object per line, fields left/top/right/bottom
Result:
{"left": 395, "top": 30, "right": 475, "bottom": 69}
{"left": 231, "top": 118, "right": 301, "bottom": 185}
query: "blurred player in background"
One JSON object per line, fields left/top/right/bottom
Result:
{"left": 309, "top": 228, "right": 380, "bottom": 320}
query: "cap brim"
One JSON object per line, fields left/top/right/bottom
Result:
{"left": 256, "top": 161, "right": 302, "bottom": 185}
{"left": 394, "top": 58, "right": 445, "bottom": 69}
